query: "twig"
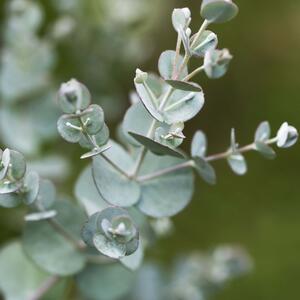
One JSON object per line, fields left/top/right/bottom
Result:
{"left": 29, "top": 276, "right": 60, "bottom": 300}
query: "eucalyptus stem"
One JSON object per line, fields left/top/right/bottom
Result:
{"left": 172, "top": 34, "right": 182, "bottom": 79}
{"left": 138, "top": 138, "right": 279, "bottom": 182}
{"left": 190, "top": 19, "right": 210, "bottom": 49}
{"left": 206, "top": 137, "right": 278, "bottom": 162}
{"left": 29, "top": 276, "right": 60, "bottom": 300}
{"left": 137, "top": 160, "right": 194, "bottom": 182}
{"left": 183, "top": 65, "right": 205, "bottom": 82}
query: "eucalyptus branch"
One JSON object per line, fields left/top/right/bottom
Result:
{"left": 206, "top": 137, "right": 278, "bottom": 162}
{"left": 29, "top": 276, "right": 60, "bottom": 300}
{"left": 184, "top": 65, "right": 205, "bottom": 82}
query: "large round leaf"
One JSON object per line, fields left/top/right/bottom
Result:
{"left": 137, "top": 153, "right": 194, "bottom": 217}
{"left": 22, "top": 200, "right": 86, "bottom": 276}
{"left": 76, "top": 264, "right": 135, "bottom": 300}
{"left": 0, "top": 241, "right": 48, "bottom": 300}
{"left": 0, "top": 193, "right": 22, "bottom": 208}
{"left": 75, "top": 166, "right": 108, "bottom": 216}
{"left": 92, "top": 141, "right": 141, "bottom": 207}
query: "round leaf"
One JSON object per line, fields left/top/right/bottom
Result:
{"left": 81, "top": 104, "right": 105, "bottom": 135}
{"left": 137, "top": 153, "right": 194, "bottom": 217}
{"left": 201, "top": 0, "right": 239, "bottom": 24}
{"left": 79, "top": 123, "right": 110, "bottom": 149}
{"left": 22, "top": 200, "right": 86, "bottom": 276}
{"left": 158, "top": 50, "right": 188, "bottom": 80}
{"left": 57, "top": 79, "right": 91, "bottom": 114}
{"left": 35, "top": 179, "right": 56, "bottom": 209}
{"left": 57, "top": 114, "right": 82, "bottom": 143}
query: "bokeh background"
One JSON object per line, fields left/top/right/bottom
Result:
{"left": 0, "top": 0, "right": 299, "bottom": 299}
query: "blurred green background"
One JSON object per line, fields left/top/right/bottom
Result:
{"left": 0, "top": 0, "right": 300, "bottom": 299}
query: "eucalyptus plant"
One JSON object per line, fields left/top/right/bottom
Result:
{"left": 0, "top": 1, "right": 298, "bottom": 299}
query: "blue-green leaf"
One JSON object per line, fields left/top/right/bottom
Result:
{"left": 201, "top": 0, "right": 239, "bottom": 24}
{"left": 255, "top": 121, "right": 271, "bottom": 142}
{"left": 158, "top": 50, "right": 188, "bottom": 80}
{"left": 191, "top": 130, "right": 207, "bottom": 158}
{"left": 128, "top": 132, "right": 184, "bottom": 158}
{"left": 227, "top": 153, "right": 247, "bottom": 175}
{"left": 193, "top": 157, "right": 216, "bottom": 184}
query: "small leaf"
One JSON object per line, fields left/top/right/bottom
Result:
{"left": 7, "top": 149, "right": 26, "bottom": 181}
{"left": 25, "top": 210, "right": 57, "bottom": 222}
{"left": 191, "top": 130, "right": 207, "bottom": 158}
{"left": 191, "top": 30, "right": 218, "bottom": 57}
{"left": 23, "top": 171, "right": 40, "bottom": 205}
{"left": 165, "top": 80, "right": 202, "bottom": 92}
{"left": 255, "top": 142, "right": 276, "bottom": 159}
{"left": 80, "top": 104, "right": 105, "bottom": 135}
{"left": 172, "top": 8, "right": 191, "bottom": 32}
{"left": 57, "top": 115, "right": 82, "bottom": 143}
{"left": 93, "top": 233, "right": 126, "bottom": 259}
{"left": 255, "top": 121, "right": 271, "bottom": 142}
{"left": 227, "top": 153, "right": 247, "bottom": 175}
{"left": 204, "top": 48, "right": 233, "bottom": 79}
{"left": 128, "top": 132, "right": 184, "bottom": 158}
{"left": 57, "top": 79, "right": 91, "bottom": 114}
{"left": 193, "top": 157, "right": 216, "bottom": 184}
{"left": 158, "top": 50, "right": 188, "bottom": 80}
{"left": 230, "top": 128, "right": 237, "bottom": 152}
{"left": 163, "top": 90, "right": 205, "bottom": 124}
{"left": 276, "top": 122, "right": 298, "bottom": 148}
{"left": 79, "top": 124, "right": 110, "bottom": 150}
{"left": 201, "top": 0, "right": 239, "bottom": 24}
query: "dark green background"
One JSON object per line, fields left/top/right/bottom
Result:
{"left": 1, "top": 0, "right": 300, "bottom": 299}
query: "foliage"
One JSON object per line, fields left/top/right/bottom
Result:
{"left": 0, "top": 0, "right": 298, "bottom": 299}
